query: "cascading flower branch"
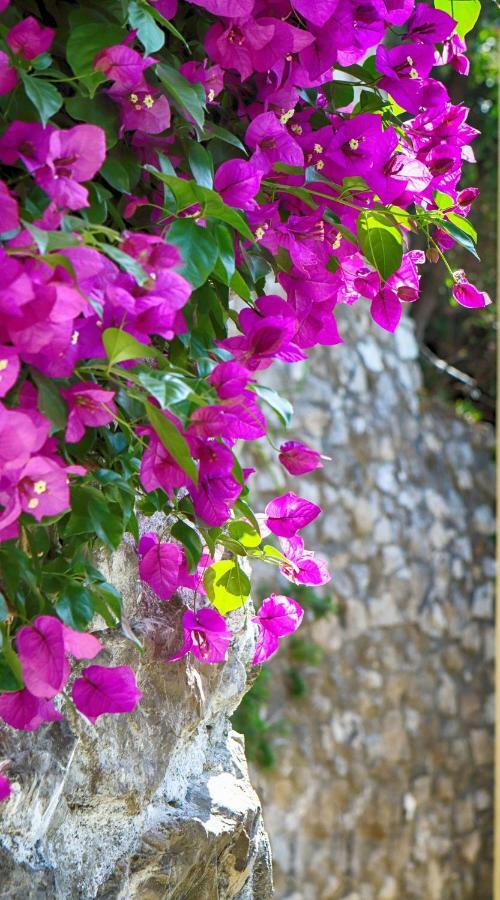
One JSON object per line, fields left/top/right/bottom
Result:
{"left": 0, "top": 0, "right": 489, "bottom": 798}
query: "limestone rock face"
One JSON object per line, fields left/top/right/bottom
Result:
{"left": 0, "top": 542, "right": 273, "bottom": 899}
{"left": 250, "top": 308, "right": 494, "bottom": 900}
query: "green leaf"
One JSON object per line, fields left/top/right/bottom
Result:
{"left": 23, "top": 223, "right": 81, "bottom": 254}
{"left": 214, "top": 223, "right": 236, "bottom": 282}
{"left": 66, "top": 23, "right": 125, "bottom": 96}
{"left": 19, "top": 72, "right": 62, "bottom": 126}
{"left": 187, "top": 141, "right": 214, "bottom": 189}
{"left": 233, "top": 498, "right": 261, "bottom": 533}
{"left": 230, "top": 270, "right": 251, "bottom": 301}
{"left": 0, "top": 644, "right": 24, "bottom": 693}
{"left": 259, "top": 543, "right": 289, "bottom": 565}
{"left": 95, "top": 242, "right": 148, "bottom": 284}
{"left": 446, "top": 212, "right": 477, "bottom": 242}
{"left": 203, "top": 559, "right": 251, "bottom": 615}
{"left": 137, "top": 369, "right": 193, "bottom": 407}
{"left": 253, "top": 384, "right": 293, "bottom": 428}
{"left": 128, "top": 1, "right": 165, "bottom": 53}
{"left": 440, "top": 217, "right": 480, "bottom": 260}
{"left": 65, "top": 486, "right": 124, "bottom": 549}
{"left": 100, "top": 146, "right": 141, "bottom": 193}
{"left": 144, "top": 400, "right": 198, "bottom": 483}
{"left": 157, "top": 63, "right": 206, "bottom": 129}
{"left": 166, "top": 218, "right": 219, "bottom": 288}
{"left": 434, "top": 0, "right": 480, "bottom": 37}
{"left": 434, "top": 191, "right": 454, "bottom": 210}
{"left": 0, "top": 594, "right": 8, "bottom": 621}
{"left": 31, "top": 371, "right": 67, "bottom": 432}
{"left": 357, "top": 211, "right": 403, "bottom": 281}
{"left": 203, "top": 124, "right": 248, "bottom": 154}
{"left": 90, "top": 582, "right": 122, "bottom": 626}
{"left": 56, "top": 584, "right": 94, "bottom": 630}
{"left": 145, "top": 2, "right": 189, "bottom": 49}
{"left": 65, "top": 95, "right": 119, "bottom": 147}
{"left": 323, "top": 81, "right": 355, "bottom": 109}
{"left": 171, "top": 521, "right": 203, "bottom": 571}
{"left": 103, "top": 328, "right": 164, "bottom": 366}
{"left": 146, "top": 168, "right": 254, "bottom": 240}
{"left": 228, "top": 521, "right": 261, "bottom": 549}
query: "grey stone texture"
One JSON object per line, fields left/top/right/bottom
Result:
{"left": 250, "top": 307, "right": 494, "bottom": 900}
{"left": 0, "top": 542, "right": 273, "bottom": 899}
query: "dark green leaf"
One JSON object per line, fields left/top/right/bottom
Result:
{"left": 203, "top": 124, "right": 248, "bottom": 154}
{"left": 233, "top": 498, "right": 261, "bottom": 533}
{"left": 0, "top": 644, "right": 24, "bottom": 692}
{"left": 20, "top": 72, "right": 62, "bottom": 127}
{"left": 100, "top": 146, "right": 141, "bottom": 193}
{"left": 357, "top": 211, "right": 403, "bottom": 281}
{"left": 144, "top": 399, "right": 198, "bottom": 483}
{"left": 128, "top": 1, "right": 165, "bottom": 53}
{"left": 31, "top": 371, "right": 67, "bottom": 432}
{"left": 95, "top": 242, "right": 148, "bottom": 284}
{"left": 157, "top": 63, "right": 206, "bottom": 129}
{"left": 323, "top": 81, "right": 355, "bottom": 109}
{"left": 65, "top": 95, "right": 119, "bottom": 147}
{"left": 171, "top": 520, "right": 203, "bottom": 571}
{"left": 145, "top": 2, "right": 189, "bottom": 48}
{"left": 66, "top": 23, "right": 125, "bottom": 96}
{"left": 215, "top": 223, "right": 236, "bottom": 281}
{"left": 253, "top": 384, "right": 293, "bottom": 427}
{"left": 90, "top": 582, "right": 122, "bottom": 625}
{"left": 65, "top": 486, "right": 124, "bottom": 549}
{"left": 137, "top": 369, "right": 193, "bottom": 407}
{"left": 166, "top": 218, "right": 219, "bottom": 288}
{"left": 56, "top": 584, "right": 94, "bottom": 630}
{"left": 187, "top": 141, "right": 214, "bottom": 189}
{"left": 0, "top": 594, "right": 8, "bottom": 621}
{"left": 441, "top": 215, "right": 479, "bottom": 259}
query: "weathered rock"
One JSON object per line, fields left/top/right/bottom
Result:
{"left": 250, "top": 307, "right": 494, "bottom": 900}
{"left": 0, "top": 542, "right": 273, "bottom": 899}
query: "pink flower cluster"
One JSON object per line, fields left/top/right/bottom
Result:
{"left": 0, "top": 0, "right": 489, "bottom": 800}
{"left": 0, "top": 615, "right": 141, "bottom": 730}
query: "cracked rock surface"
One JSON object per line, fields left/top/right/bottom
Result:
{"left": 0, "top": 542, "right": 273, "bottom": 899}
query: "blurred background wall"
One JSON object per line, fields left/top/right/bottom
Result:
{"left": 234, "top": 11, "right": 497, "bottom": 898}
{"left": 238, "top": 307, "right": 494, "bottom": 899}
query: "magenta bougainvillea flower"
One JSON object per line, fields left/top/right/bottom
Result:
{"left": 35, "top": 125, "right": 107, "bottom": 210}
{"left": 138, "top": 532, "right": 183, "bottom": 600}
{"left": 0, "top": 689, "right": 63, "bottom": 731}
{"left": 16, "top": 615, "right": 68, "bottom": 698}
{"left": 72, "top": 665, "right": 142, "bottom": 723}
{"left": 0, "top": 0, "right": 489, "bottom": 786}
{"left": 0, "top": 179, "right": 20, "bottom": 233}
{"left": 278, "top": 536, "right": 331, "bottom": 586}
{"left": 6, "top": 16, "right": 55, "bottom": 59}
{"left": 0, "top": 346, "right": 20, "bottom": 397}
{"left": 278, "top": 441, "right": 328, "bottom": 476}
{"left": 169, "top": 607, "right": 233, "bottom": 664}
{"left": 62, "top": 383, "right": 117, "bottom": 443}
{"left": 213, "top": 159, "right": 263, "bottom": 210}
{"left": 0, "top": 773, "right": 11, "bottom": 802}
{"left": 252, "top": 594, "right": 303, "bottom": 664}
{"left": 452, "top": 272, "right": 492, "bottom": 308}
{"left": 0, "top": 51, "right": 17, "bottom": 96}
{"left": 265, "top": 491, "right": 321, "bottom": 538}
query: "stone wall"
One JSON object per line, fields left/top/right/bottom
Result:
{"left": 0, "top": 536, "right": 273, "bottom": 899}
{"left": 250, "top": 307, "right": 495, "bottom": 900}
